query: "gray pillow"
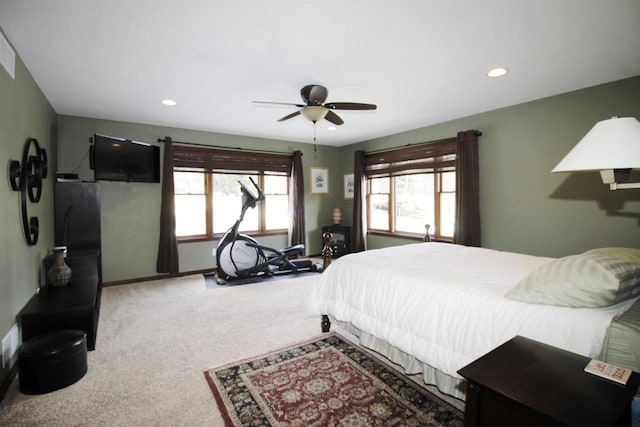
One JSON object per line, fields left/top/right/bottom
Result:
{"left": 505, "top": 248, "right": 640, "bottom": 308}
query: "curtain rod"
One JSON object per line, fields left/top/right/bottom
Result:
{"left": 157, "top": 137, "right": 297, "bottom": 156}
{"left": 364, "top": 130, "right": 482, "bottom": 155}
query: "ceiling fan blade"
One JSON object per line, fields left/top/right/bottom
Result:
{"left": 301, "top": 85, "right": 328, "bottom": 105}
{"left": 324, "top": 102, "right": 377, "bottom": 110}
{"left": 324, "top": 110, "right": 344, "bottom": 126}
{"left": 253, "top": 101, "right": 305, "bottom": 107}
{"left": 277, "top": 110, "right": 302, "bottom": 122}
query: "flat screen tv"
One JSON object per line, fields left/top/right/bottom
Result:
{"left": 91, "top": 134, "right": 160, "bottom": 183}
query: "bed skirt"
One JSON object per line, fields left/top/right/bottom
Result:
{"left": 334, "top": 319, "right": 468, "bottom": 401}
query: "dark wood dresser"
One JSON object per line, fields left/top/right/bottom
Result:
{"left": 458, "top": 335, "right": 640, "bottom": 427}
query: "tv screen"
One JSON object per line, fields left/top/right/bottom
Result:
{"left": 91, "top": 134, "right": 160, "bottom": 183}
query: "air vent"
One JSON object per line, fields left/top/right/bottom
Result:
{"left": 0, "top": 31, "right": 16, "bottom": 79}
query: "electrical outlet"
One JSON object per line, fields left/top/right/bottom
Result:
{"left": 2, "top": 335, "right": 11, "bottom": 369}
{"left": 2, "top": 324, "right": 19, "bottom": 369}
{"left": 1, "top": 336, "right": 7, "bottom": 368}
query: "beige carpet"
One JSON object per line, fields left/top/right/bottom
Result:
{"left": 0, "top": 274, "right": 328, "bottom": 426}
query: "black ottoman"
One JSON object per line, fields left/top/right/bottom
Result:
{"left": 18, "top": 330, "right": 88, "bottom": 394}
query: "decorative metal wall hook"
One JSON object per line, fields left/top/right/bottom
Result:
{"left": 9, "top": 138, "right": 47, "bottom": 245}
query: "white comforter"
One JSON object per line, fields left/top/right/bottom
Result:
{"left": 307, "top": 242, "right": 638, "bottom": 379}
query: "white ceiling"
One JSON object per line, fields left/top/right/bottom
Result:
{"left": 1, "top": 1, "right": 639, "bottom": 147}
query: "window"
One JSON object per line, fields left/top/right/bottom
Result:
{"left": 174, "top": 171, "right": 207, "bottom": 236}
{"left": 172, "top": 146, "right": 292, "bottom": 241}
{"left": 365, "top": 138, "right": 457, "bottom": 240}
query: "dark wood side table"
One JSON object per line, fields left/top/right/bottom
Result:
{"left": 458, "top": 336, "right": 640, "bottom": 427}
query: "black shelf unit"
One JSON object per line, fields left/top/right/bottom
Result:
{"left": 20, "top": 181, "right": 103, "bottom": 351}
{"left": 54, "top": 181, "right": 102, "bottom": 256}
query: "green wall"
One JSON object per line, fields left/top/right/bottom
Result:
{"left": 57, "top": 116, "right": 342, "bottom": 282}
{"left": 0, "top": 29, "right": 57, "bottom": 386}
{"left": 338, "top": 76, "right": 640, "bottom": 256}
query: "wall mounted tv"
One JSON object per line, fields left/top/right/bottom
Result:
{"left": 90, "top": 134, "right": 160, "bottom": 183}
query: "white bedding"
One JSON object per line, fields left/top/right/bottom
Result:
{"left": 306, "top": 242, "right": 638, "bottom": 383}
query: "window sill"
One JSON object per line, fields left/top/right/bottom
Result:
{"left": 178, "top": 229, "right": 288, "bottom": 244}
{"left": 367, "top": 230, "right": 453, "bottom": 243}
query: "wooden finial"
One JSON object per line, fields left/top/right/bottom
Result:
{"left": 321, "top": 232, "right": 333, "bottom": 271}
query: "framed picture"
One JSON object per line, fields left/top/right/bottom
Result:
{"left": 344, "top": 173, "right": 354, "bottom": 199}
{"left": 310, "top": 167, "right": 329, "bottom": 194}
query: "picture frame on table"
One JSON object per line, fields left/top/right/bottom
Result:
{"left": 310, "top": 167, "right": 329, "bottom": 194}
{"left": 344, "top": 173, "right": 354, "bottom": 199}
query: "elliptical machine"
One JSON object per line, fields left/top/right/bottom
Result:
{"left": 213, "top": 177, "right": 321, "bottom": 285}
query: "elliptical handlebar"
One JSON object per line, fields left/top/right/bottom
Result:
{"left": 238, "top": 177, "right": 265, "bottom": 210}
{"left": 248, "top": 177, "right": 265, "bottom": 202}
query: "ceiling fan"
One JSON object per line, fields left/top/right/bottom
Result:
{"left": 253, "top": 84, "right": 377, "bottom": 126}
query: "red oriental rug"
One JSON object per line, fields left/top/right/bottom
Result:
{"left": 204, "top": 333, "right": 463, "bottom": 426}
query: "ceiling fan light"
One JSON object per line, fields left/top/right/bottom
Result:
{"left": 301, "top": 106, "right": 328, "bottom": 122}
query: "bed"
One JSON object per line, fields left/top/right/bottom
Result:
{"left": 306, "top": 242, "right": 640, "bottom": 400}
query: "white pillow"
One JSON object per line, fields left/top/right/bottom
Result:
{"left": 505, "top": 248, "right": 640, "bottom": 308}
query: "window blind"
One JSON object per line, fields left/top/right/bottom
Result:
{"left": 173, "top": 145, "right": 293, "bottom": 174}
{"left": 364, "top": 138, "right": 457, "bottom": 178}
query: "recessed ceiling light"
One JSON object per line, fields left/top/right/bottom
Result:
{"left": 327, "top": 126, "right": 337, "bottom": 131}
{"left": 487, "top": 67, "right": 508, "bottom": 78}
{"left": 161, "top": 99, "right": 177, "bottom": 106}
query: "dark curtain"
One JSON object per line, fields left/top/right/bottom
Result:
{"left": 454, "top": 130, "right": 481, "bottom": 247}
{"left": 352, "top": 150, "right": 367, "bottom": 252}
{"left": 288, "top": 150, "right": 305, "bottom": 249}
{"left": 156, "top": 137, "right": 180, "bottom": 273}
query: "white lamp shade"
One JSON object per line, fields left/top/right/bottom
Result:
{"left": 552, "top": 117, "right": 640, "bottom": 172}
{"left": 301, "top": 106, "right": 328, "bottom": 122}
